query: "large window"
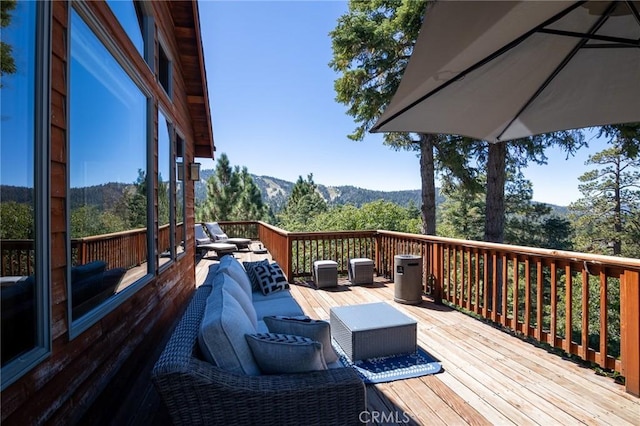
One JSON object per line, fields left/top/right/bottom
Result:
{"left": 175, "top": 135, "right": 186, "bottom": 256}
{"left": 106, "top": 0, "right": 146, "bottom": 60}
{"left": 68, "top": 7, "right": 150, "bottom": 328}
{"left": 0, "top": 0, "right": 50, "bottom": 389}
{"left": 158, "top": 110, "right": 172, "bottom": 267}
{"left": 158, "top": 112, "right": 186, "bottom": 263}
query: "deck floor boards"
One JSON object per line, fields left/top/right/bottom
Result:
{"left": 124, "top": 252, "right": 639, "bottom": 425}
{"left": 285, "top": 272, "right": 639, "bottom": 426}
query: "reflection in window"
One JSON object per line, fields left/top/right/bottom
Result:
{"left": 106, "top": 0, "right": 144, "bottom": 58}
{"left": 69, "top": 9, "right": 148, "bottom": 321}
{"left": 158, "top": 110, "right": 172, "bottom": 267}
{"left": 158, "top": 43, "right": 172, "bottom": 97}
{"left": 175, "top": 136, "right": 185, "bottom": 255}
{"left": 0, "top": 0, "right": 50, "bottom": 388}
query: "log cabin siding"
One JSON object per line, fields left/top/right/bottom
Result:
{"left": 0, "top": 1, "right": 212, "bottom": 423}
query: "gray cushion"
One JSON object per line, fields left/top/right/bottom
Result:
{"left": 218, "top": 255, "right": 253, "bottom": 299}
{"left": 264, "top": 316, "right": 338, "bottom": 363}
{"left": 245, "top": 333, "right": 327, "bottom": 374}
{"left": 251, "top": 288, "right": 294, "bottom": 303}
{"left": 198, "top": 273, "right": 260, "bottom": 375}
{"left": 220, "top": 273, "right": 258, "bottom": 328}
{"left": 253, "top": 296, "right": 304, "bottom": 320}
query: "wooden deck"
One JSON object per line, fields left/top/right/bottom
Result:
{"left": 119, "top": 249, "right": 639, "bottom": 426}
{"left": 288, "top": 277, "right": 640, "bottom": 426}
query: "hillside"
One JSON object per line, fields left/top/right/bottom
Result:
{"left": 195, "top": 170, "right": 441, "bottom": 212}
{"left": 1, "top": 183, "right": 131, "bottom": 210}
{"left": 195, "top": 171, "right": 571, "bottom": 217}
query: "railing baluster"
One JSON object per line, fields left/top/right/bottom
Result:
{"left": 513, "top": 255, "right": 519, "bottom": 333}
{"left": 474, "top": 251, "right": 480, "bottom": 314}
{"left": 483, "top": 252, "right": 489, "bottom": 318}
{"left": 537, "top": 259, "right": 543, "bottom": 341}
{"left": 501, "top": 253, "right": 508, "bottom": 327}
{"left": 564, "top": 263, "right": 573, "bottom": 353}
{"left": 550, "top": 261, "right": 557, "bottom": 345}
{"left": 525, "top": 258, "right": 531, "bottom": 337}
{"left": 599, "top": 268, "right": 608, "bottom": 366}
{"left": 466, "top": 249, "right": 472, "bottom": 311}
{"left": 581, "top": 268, "right": 589, "bottom": 360}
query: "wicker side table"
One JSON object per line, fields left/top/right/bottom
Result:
{"left": 330, "top": 302, "right": 417, "bottom": 361}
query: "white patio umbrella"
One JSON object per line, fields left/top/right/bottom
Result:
{"left": 371, "top": 1, "right": 640, "bottom": 142}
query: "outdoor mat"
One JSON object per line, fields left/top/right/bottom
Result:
{"left": 333, "top": 340, "right": 442, "bottom": 384}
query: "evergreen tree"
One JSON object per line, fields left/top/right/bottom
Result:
{"left": 199, "top": 153, "right": 241, "bottom": 221}
{"left": 308, "top": 200, "right": 420, "bottom": 233}
{"left": 233, "top": 167, "right": 272, "bottom": 222}
{"left": 0, "top": 201, "right": 33, "bottom": 239}
{"left": 503, "top": 176, "right": 572, "bottom": 250}
{"left": 0, "top": 0, "right": 17, "bottom": 85}
{"left": 330, "top": 0, "right": 442, "bottom": 235}
{"left": 330, "top": 0, "right": 584, "bottom": 243}
{"left": 437, "top": 185, "right": 484, "bottom": 241}
{"left": 198, "top": 153, "right": 273, "bottom": 223}
{"left": 278, "top": 174, "right": 327, "bottom": 230}
{"left": 127, "top": 169, "right": 148, "bottom": 228}
{"left": 569, "top": 144, "right": 640, "bottom": 257}
{"left": 158, "top": 172, "right": 170, "bottom": 226}
{"left": 438, "top": 173, "right": 573, "bottom": 250}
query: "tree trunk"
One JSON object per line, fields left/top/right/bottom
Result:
{"left": 419, "top": 133, "right": 436, "bottom": 235}
{"left": 484, "top": 142, "right": 507, "bottom": 243}
{"left": 613, "top": 156, "right": 622, "bottom": 255}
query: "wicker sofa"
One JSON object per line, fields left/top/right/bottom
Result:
{"left": 152, "top": 259, "right": 366, "bottom": 425}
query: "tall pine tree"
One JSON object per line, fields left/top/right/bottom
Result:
{"left": 570, "top": 144, "right": 640, "bottom": 258}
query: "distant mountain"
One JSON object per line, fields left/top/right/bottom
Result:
{"left": 3, "top": 175, "right": 569, "bottom": 217}
{"left": 1, "top": 183, "right": 131, "bottom": 210}
{"left": 195, "top": 170, "right": 444, "bottom": 212}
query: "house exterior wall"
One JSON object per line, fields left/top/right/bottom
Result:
{"left": 1, "top": 1, "right": 210, "bottom": 423}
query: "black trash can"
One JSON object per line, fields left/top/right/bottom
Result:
{"left": 394, "top": 254, "right": 423, "bottom": 305}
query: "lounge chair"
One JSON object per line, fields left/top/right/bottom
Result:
{"left": 204, "top": 222, "right": 252, "bottom": 250}
{"left": 194, "top": 224, "right": 237, "bottom": 258}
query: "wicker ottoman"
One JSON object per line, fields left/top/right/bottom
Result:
{"left": 347, "top": 258, "right": 374, "bottom": 285}
{"left": 313, "top": 260, "right": 338, "bottom": 288}
{"left": 330, "top": 302, "right": 417, "bottom": 361}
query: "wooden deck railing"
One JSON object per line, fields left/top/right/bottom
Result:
{"left": 2, "top": 221, "right": 638, "bottom": 395}
{"left": 250, "top": 222, "right": 639, "bottom": 397}
{"left": 73, "top": 228, "right": 148, "bottom": 269}
{"left": 1, "top": 240, "right": 35, "bottom": 277}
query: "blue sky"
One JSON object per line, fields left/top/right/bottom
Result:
{"left": 197, "top": 0, "right": 612, "bottom": 207}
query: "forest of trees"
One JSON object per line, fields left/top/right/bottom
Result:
{"left": 194, "top": 152, "right": 638, "bottom": 258}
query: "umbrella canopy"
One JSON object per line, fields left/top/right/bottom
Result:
{"left": 372, "top": 1, "right": 640, "bottom": 143}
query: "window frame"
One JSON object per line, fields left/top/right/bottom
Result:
{"left": 66, "top": 2, "right": 155, "bottom": 338}
{"left": 157, "top": 34, "right": 173, "bottom": 100}
{"left": 175, "top": 132, "right": 187, "bottom": 260}
{"left": 157, "top": 107, "right": 175, "bottom": 271}
{"left": 105, "top": 0, "right": 153, "bottom": 67}
{"left": 1, "top": 0, "right": 52, "bottom": 391}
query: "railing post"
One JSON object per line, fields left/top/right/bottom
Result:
{"left": 432, "top": 243, "right": 443, "bottom": 304}
{"left": 621, "top": 269, "right": 639, "bottom": 396}
{"left": 286, "top": 235, "right": 293, "bottom": 284}
{"left": 374, "top": 232, "right": 381, "bottom": 275}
